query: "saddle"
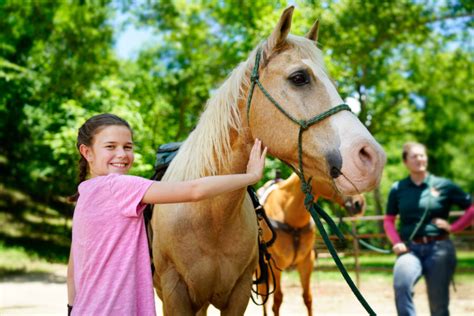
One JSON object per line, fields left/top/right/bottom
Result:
{"left": 143, "top": 142, "right": 182, "bottom": 275}
{"left": 267, "top": 218, "right": 314, "bottom": 267}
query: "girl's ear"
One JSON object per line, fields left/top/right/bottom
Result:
{"left": 79, "top": 144, "right": 93, "bottom": 162}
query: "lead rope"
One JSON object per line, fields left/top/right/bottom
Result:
{"left": 408, "top": 175, "right": 432, "bottom": 242}
{"left": 247, "top": 46, "right": 376, "bottom": 315}
{"left": 297, "top": 136, "right": 376, "bottom": 316}
{"left": 406, "top": 176, "right": 456, "bottom": 292}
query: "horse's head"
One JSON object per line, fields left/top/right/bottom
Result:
{"left": 343, "top": 194, "right": 366, "bottom": 217}
{"left": 308, "top": 176, "right": 366, "bottom": 216}
{"left": 245, "top": 7, "right": 386, "bottom": 196}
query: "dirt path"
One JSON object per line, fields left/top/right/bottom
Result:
{"left": 1, "top": 266, "right": 473, "bottom": 315}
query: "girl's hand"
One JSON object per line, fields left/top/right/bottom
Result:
{"left": 432, "top": 218, "right": 451, "bottom": 232}
{"left": 392, "top": 242, "right": 408, "bottom": 255}
{"left": 246, "top": 139, "right": 267, "bottom": 183}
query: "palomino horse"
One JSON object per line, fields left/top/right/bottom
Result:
{"left": 151, "top": 6, "right": 385, "bottom": 315}
{"left": 258, "top": 173, "right": 366, "bottom": 316}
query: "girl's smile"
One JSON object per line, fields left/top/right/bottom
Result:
{"left": 80, "top": 125, "right": 134, "bottom": 177}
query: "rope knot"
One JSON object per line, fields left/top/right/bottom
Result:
{"left": 301, "top": 181, "right": 311, "bottom": 193}
{"left": 299, "top": 120, "right": 309, "bottom": 130}
{"left": 304, "top": 192, "right": 314, "bottom": 209}
{"left": 301, "top": 178, "right": 314, "bottom": 208}
{"left": 251, "top": 73, "right": 259, "bottom": 82}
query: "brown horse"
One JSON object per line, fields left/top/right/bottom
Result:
{"left": 151, "top": 6, "right": 385, "bottom": 315}
{"left": 258, "top": 173, "right": 366, "bottom": 316}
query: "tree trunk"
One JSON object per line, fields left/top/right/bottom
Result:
{"left": 372, "top": 185, "right": 385, "bottom": 235}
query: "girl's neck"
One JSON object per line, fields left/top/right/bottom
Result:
{"left": 410, "top": 171, "right": 428, "bottom": 185}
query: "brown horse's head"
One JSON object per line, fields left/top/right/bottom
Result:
{"left": 307, "top": 175, "right": 366, "bottom": 216}
{"left": 245, "top": 6, "right": 386, "bottom": 196}
{"left": 343, "top": 194, "right": 366, "bottom": 217}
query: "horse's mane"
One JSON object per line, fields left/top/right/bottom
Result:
{"left": 162, "top": 35, "right": 325, "bottom": 181}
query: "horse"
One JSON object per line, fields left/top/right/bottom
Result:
{"left": 257, "top": 173, "right": 366, "bottom": 316}
{"left": 151, "top": 6, "right": 386, "bottom": 315}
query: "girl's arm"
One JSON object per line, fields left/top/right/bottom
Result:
{"left": 142, "top": 139, "right": 267, "bottom": 205}
{"left": 67, "top": 247, "right": 75, "bottom": 307}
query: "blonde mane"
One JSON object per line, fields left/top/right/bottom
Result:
{"left": 162, "top": 35, "right": 325, "bottom": 181}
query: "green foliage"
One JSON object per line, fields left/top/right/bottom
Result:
{"left": 0, "top": 0, "right": 472, "bottom": 257}
{"left": 294, "top": 0, "right": 473, "bottom": 215}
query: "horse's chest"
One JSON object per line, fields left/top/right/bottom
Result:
{"left": 273, "top": 228, "right": 315, "bottom": 266}
{"left": 155, "top": 201, "right": 259, "bottom": 304}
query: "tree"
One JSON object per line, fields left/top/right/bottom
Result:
{"left": 0, "top": 1, "right": 116, "bottom": 201}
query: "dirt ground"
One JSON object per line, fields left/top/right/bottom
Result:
{"left": 1, "top": 265, "right": 473, "bottom": 316}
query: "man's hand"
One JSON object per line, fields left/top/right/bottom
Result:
{"left": 392, "top": 242, "right": 408, "bottom": 255}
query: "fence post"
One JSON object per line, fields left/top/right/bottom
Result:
{"left": 351, "top": 220, "right": 361, "bottom": 288}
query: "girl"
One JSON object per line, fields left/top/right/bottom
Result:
{"left": 67, "top": 113, "right": 267, "bottom": 315}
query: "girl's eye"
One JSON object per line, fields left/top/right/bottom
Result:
{"left": 125, "top": 146, "right": 133, "bottom": 151}
{"left": 106, "top": 145, "right": 115, "bottom": 149}
{"left": 289, "top": 70, "right": 310, "bottom": 86}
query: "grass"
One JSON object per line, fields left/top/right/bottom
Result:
{"left": 0, "top": 241, "right": 64, "bottom": 278}
{"left": 0, "top": 184, "right": 72, "bottom": 277}
{"left": 314, "top": 251, "right": 474, "bottom": 271}
{"left": 277, "top": 250, "right": 474, "bottom": 284}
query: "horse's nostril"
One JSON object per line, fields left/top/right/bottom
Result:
{"left": 359, "top": 146, "right": 374, "bottom": 168}
{"left": 355, "top": 201, "right": 361, "bottom": 211}
{"left": 330, "top": 167, "right": 341, "bottom": 178}
{"left": 326, "top": 150, "right": 342, "bottom": 179}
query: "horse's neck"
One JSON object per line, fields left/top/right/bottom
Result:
{"left": 277, "top": 174, "right": 313, "bottom": 227}
{"left": 203, "top": 133, "right": 252, "bottom": 219}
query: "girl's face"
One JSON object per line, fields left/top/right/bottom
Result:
{"left": 80, "top": 125, "right": 134, "bottom": 177}
{"left": 404, "top": 145, "right": 428, "bottom": 174}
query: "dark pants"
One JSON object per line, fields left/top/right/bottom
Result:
{"left": 393, "top": 239, "right": 456, "bottom": 316}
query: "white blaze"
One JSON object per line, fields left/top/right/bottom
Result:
{"left": 302, "top": 59, "right": 382, "bottom": 194}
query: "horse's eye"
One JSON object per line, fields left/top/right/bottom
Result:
{"left": 289, "top": 71, "right": 310, "bottom": 86}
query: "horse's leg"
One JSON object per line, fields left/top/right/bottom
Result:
{"left": 220, "top": 265, "right": 255, "bottom": 316}
{"left": 296, "top": 250, "right": 315, "bottom": 316}
{"left": 196, "top": 303, "right": 209, "bottom": 316}
{"left": 160, "top": 268, "right": 195, "bottom": 316}
{"left": 271, "top": 268, "right": 283, "bottom": 316}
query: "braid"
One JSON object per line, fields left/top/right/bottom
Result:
{"left": 68, "top": 157, "right": 88, "bottom": 202}
{"left": 78, "top": 156, "right": 88, "bottom": 183}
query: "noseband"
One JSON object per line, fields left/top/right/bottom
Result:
{"left": 246, "top": 47, "right": 376, "bottom": 315}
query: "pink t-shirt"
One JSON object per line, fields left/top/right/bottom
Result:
{"left": 71, "top": 174, "right": 155, "bottom": 316}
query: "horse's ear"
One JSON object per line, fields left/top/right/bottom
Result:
{"left": 265, "top": 6, "right": 294, "bottom": 54}
{"left": 305, "top": 19, "right": 320, "bottom": 43}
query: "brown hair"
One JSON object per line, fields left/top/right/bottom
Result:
{"left": 402, "top": 142, "right": 427, "bottom": 161}
{"left": 69, "top": 113, "right": 132, "bottom": 202}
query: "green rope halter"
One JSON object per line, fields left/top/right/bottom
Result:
{"left": 247, "top": 46, "right": 376, "bottom": 315}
